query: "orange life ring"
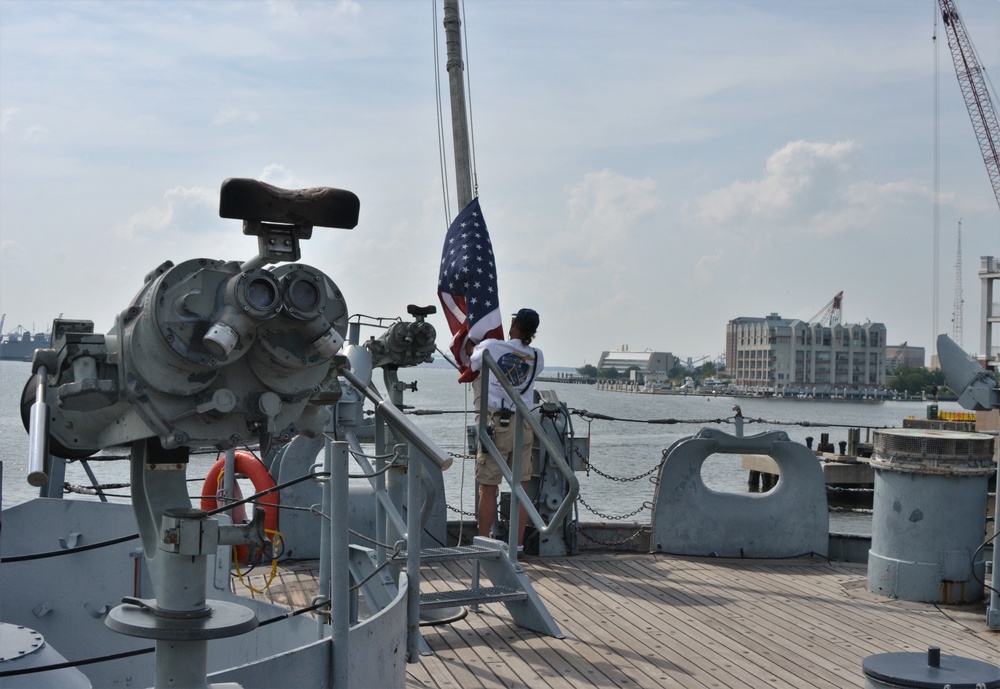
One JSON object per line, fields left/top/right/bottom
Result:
{"left": 201, "top": 450, "right": 279, "bottom": 563}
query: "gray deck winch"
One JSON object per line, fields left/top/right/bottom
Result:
{"left": 866, "top": 428, "right": 995, "bottom": 603}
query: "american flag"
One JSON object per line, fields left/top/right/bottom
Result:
{"left": 437, "top": 197, "right": 504, "bottom": 382}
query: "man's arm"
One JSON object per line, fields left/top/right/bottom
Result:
{"left": 468, "top": 339, "right": 486, "bottom": 372}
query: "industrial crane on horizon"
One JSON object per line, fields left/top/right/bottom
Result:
{"left": 809, "top": 291, "right": 843, "bottom": 327}
{"left": 937, "top": 0, "right": 1000, "bottom": 213}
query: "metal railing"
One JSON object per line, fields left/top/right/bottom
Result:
{"left": 476, "top": 350, "right": 580, "bottom": 557}
{"left": 338, "top": 366, "right": 449, "bottom": 660}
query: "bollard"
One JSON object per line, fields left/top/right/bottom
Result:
{"left": 867, "top": 429, "right": 994, "bottom": 603}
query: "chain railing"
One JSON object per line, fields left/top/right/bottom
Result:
{"left": 419, "top": 400, "right": 890, "bottom": 552}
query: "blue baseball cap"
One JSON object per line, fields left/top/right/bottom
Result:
{"left": 512, "top": 308, "right": 539, "bottom": 332}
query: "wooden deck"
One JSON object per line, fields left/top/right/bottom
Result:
{"left": 242, "top": 553, "right": 999, "bottom": 689}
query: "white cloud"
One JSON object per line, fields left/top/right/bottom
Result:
{"left": 165, "top": 185, "right": 216, "bottom": 206}
{"left": 689, "top": 252, "right": 723, "bottom": 289}
{"left": 0, "top": 109, "right": 47, "bottom": 142}
{"left": 266, "top": 1, "right": 299, "bottom": 19}
{"left": 260, "top": 164, "right": 308, "bottom": 189}
{"left": 22, "top": 124, "right": 49, "bottom": 143}
{"left": 211, "top": 108, "right": 260, "bottom": 126}
{"left": 119, "top": 204, "right": 174, "bottom": 240}
{"left": 0, "top": 107, "right": 20, "bottom": 133}
{"left": 691, "top": 140, "right": 859, "bottom": 226}
{"left": 117, "top": 186, "right": 217, "bottom": 240}
{"left": 684, "top": 139, "right": 930, "bottom": 242}
{"left": 562, "top": 169, "right": 661, "bottom": 262}
{"left": 0, "top": 238, "right": 27, "bottom": 272}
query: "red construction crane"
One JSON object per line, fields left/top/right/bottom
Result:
{"left": 938, "top": 0, "right": 1000, "bottom": 212}
{"left": 809, "top": 291, "right": 843, "bottom": 327}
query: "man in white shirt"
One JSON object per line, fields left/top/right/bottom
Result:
{"left": 469, "top": 308, "right": 544, "bottom": 550}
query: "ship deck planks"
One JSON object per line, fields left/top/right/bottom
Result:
{"left": 240, "top": 552, "right": 999, "bottom": 689}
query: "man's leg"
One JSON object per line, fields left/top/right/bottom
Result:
{"left": 515, "top": 420, "right": 535, "bottom": 549}
{"left": 517, "top": 481, "right": 530, "bottom": 548}
{"left": 478, "top": 483, "right": 499, "bottom": 538}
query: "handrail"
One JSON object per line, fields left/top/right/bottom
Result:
{"left": 341, "top": 431, "right": 439, "bottom": 545}
{"left": 343, "top": 433, "right": 410, "bottom": 539}
{"left": 338, "top": 367, "right": 453, "bottom": 472}
{"left": 477, "top": 350, "right": 580, "bottom": 539}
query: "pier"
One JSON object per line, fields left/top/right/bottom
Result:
{"left": 741, "top": 452, "right": 874, "bottom": 487}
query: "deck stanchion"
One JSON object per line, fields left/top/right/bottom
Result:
{"left": 330, "top": 441, "right": 350, "bottom": 688}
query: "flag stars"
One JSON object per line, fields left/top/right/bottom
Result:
{"left": 438, "top": 199, "right": 502, "bottom": 361}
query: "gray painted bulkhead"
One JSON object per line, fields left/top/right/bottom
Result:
{"left": 0, "top": 498, "right": 408, "bottom": 688}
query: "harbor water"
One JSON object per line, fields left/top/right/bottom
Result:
{"left": 1, "top": 359, "right": 959, "bottom": 536}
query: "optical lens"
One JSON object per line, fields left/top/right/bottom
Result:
{"left": 246, "top": 277, "right": 278, "bottom": 310}
{"left": 288, "top": 278, "right": 320, "bottom": 312}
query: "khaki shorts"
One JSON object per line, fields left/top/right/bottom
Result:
{"left": 475, "top": 412, "right": 534, "bottom": 486}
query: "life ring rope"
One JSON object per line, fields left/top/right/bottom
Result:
{"left": 200, "top": 450, "right": 280, "bottom": 565}
{"left": 233, "top": 530, "right": 284, "bottom": 593}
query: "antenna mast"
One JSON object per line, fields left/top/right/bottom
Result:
{"left": 951, "top": 220, "right": 964, "bottom": 347}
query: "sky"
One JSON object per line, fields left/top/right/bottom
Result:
{"left": 1, "top": 0, "right": 998, "bottom": 370}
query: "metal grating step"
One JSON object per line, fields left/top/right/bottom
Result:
{"left": 403, "top": 545, "right": 505, "bottom": 564}
{"left": 420, "top": 586, "right": 527, "bottom": 610}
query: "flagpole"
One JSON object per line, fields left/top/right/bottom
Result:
{"left": 438, "top": 1, "right": 503, "bottom": 383}
{"left": 443, "top": 0, "right": 473, "bottom": 209}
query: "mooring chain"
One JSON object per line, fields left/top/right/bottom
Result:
{"left": 570, "top": 408, "right": 890, "bottom": 432}
{"left": 393, "top": 406, "right": 891, "bottom": 432}
{"left": 741, "top": 417, "right": 893, "bottom": 430}
{"left": 444, "top": 450, "right": 478, "bottom": 518}
{"left": 446, "top": 504, "right": 478, "bottom": 518}
{"left": 572, "top": 409, "right": 730, "bottom": 426}
{"left": 584, "top": 457, "right": 663, "bottom": 483}
{"left": 577, "top": 495, "right": 652, "bottom": 521}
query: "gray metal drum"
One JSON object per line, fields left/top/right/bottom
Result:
{"left": 867, "top": 429, "right": 995, "bottom": 603}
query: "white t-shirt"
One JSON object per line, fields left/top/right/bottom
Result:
{"left": 470, "top": 338, "right": 544, "bottom": 412}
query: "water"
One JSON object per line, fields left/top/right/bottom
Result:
{"left": 1, "top": 359, "right": 957, "bottom": 536}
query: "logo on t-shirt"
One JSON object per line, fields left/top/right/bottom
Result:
{"left": 497, "top": 351, "right": 533, "bottom": 388}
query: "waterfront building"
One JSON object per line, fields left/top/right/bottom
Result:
{"left": 597, "top": 346, "right": 675, "bottom": 381}
{"left": 886, "top": 343, "right": 926, "bottom": 372}
{"left": 726, "top": 313, "right": 886, "bottom": 394}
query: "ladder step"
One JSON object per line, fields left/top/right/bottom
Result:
{"left": 403, "top": 545, "right": 505, "bottom": 564}
{"left": 420, "top": 586, "right": 527, "bottom": 610}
